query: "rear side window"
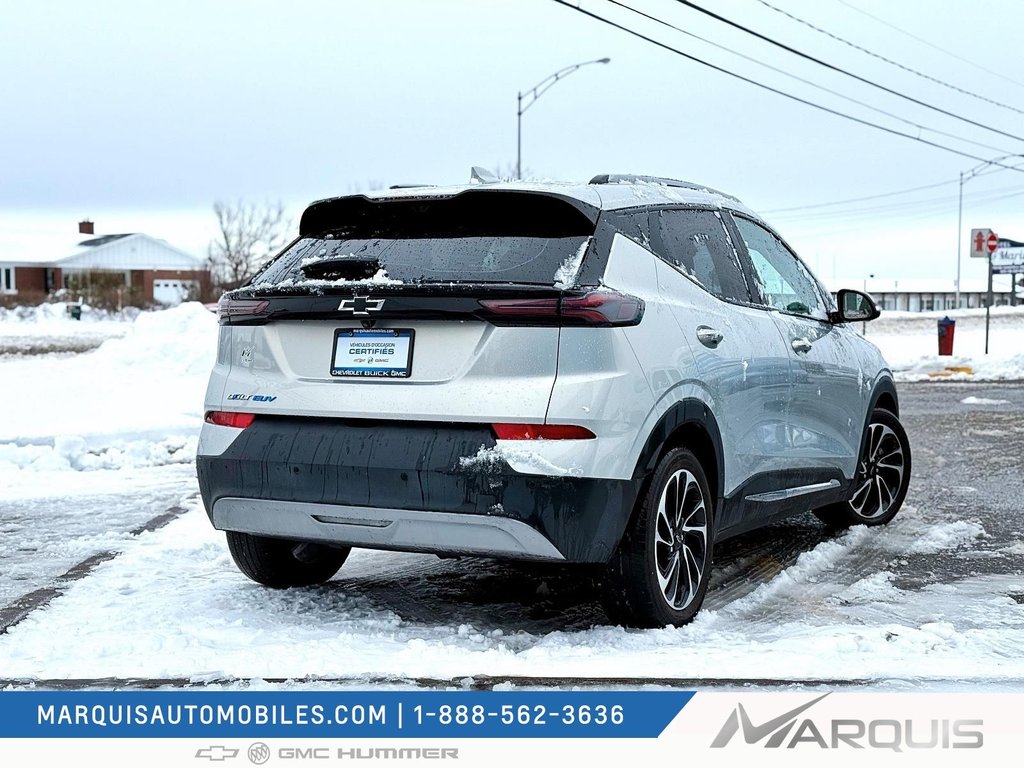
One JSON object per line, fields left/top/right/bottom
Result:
{"left": 647, "top": 209, "right": 750, "bottom": 303}
{"left": 253, "top": 191, "right": 596, "bottom": 288}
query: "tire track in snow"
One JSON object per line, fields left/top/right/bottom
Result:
{"left": 0, "top": 503, "right": 191, "bottom": 635}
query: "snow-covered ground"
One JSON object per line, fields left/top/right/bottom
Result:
{"left": 2, "top": 496, "right": 1021, "bottom": 684}
{"left": 867, "top": 305, "right": 1024, "bottom": 382}
{"left": 1, "top": 301, "right": 1022, "bottom": 688}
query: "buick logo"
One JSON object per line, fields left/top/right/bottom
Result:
{"left": 247, "top": 742, "right": 270, "bottom": 765}
{"left": 338, "top": 296, "right": 384, "bottom": 315}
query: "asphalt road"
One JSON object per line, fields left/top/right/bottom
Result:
{"left": 896, "top": 382, "right": 1024, "bottom": 588}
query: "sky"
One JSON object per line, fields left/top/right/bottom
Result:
{"left": 2, "top": 0, "right": 1024, "bottom": 287}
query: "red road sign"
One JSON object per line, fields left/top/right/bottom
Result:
{"left": 987, "top": 232, "right": 999, "bottom": 253}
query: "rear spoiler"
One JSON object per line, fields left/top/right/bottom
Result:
{"left": 298, "top": 189, "right": 600, "bottom": 239}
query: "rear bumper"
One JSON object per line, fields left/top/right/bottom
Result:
{"left": 197, "top": 417, "right": 642, "bottom": 563}
{"left": 212, "top": 498, "right": 565, "bottom": 560}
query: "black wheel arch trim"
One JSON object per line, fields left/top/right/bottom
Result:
{"left": 632, "top": 398, "right": 726, "bottom": 509}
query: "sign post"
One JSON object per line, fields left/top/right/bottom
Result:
{"left": 985, "top": 232, "right": 997, "bottom": 354}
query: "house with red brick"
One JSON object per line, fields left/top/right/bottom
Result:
{"left": 0, "top": 221, "right": 210, "bottom": 306}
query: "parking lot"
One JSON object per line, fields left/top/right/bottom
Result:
{"left": 1, "top": 381, "right": 1021, "bottom": 689}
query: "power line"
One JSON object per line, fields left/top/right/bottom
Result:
{"left": 835, "top": 0, "right": 1024, "bottom": 91}
{"left": 549, "top": 1, "right": 1024, "bottom": 168}
{"left": 604, "top": 0, "right": 1010, "bottom": 155}
{"left": 760, "top": 179, "right": 956, "bottom": 214}
{"left": 672, "top": 0, "right": 1024, "bottom": 145}
{"left": 775, "top": 189, "right": 1024, "bottom": 240}
{"left": 761, "top": 159, "right": 1024, "bottom": 214}
{"left": 769, "top": 181, "right": 1024, "bottom": 222}
{"left": 752, "top": 0, "right": 1024, "bottom": 116}
{"left": 780, "top": 187, "right": 1024, "bottom": 240}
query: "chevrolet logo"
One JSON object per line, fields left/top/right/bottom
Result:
{"left": 195, "top": 745, "right": 240, "bottom": 761}
{"left": 338, "top": 296, "right": 385, "bottom": 315}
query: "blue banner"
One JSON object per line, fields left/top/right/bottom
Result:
{"left": 0, "top": 691, "right": 693, "bottom": 739}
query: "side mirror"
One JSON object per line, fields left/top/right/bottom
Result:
{"left": 830, "top": 289, "right": 880, "bottom": 323}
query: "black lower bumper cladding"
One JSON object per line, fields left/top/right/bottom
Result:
{"left": 197, "top": 418, "right": 641, "bottom": 563}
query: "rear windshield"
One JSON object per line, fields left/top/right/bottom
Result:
{"left": 251, "top": 190, "right": 597, "bottom": 289}
{"left": 254, "top": 235, "right": 591, "bottom": 287}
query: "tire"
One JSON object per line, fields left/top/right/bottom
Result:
{"left": 602, "top": 448, "right": 714, "bottom": 628}
{"left": 814, "top": 408, "right": 911, "bottom": 528}
{"left": 226, "top": 531, "right": 350, "bottom": 588}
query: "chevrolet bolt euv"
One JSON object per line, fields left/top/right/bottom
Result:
{"left": 197, "top": 175, "right": 911, "bottom": 627}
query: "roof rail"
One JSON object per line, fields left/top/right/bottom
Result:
{"left": 388, "top": 184, "right": 435, "bottom": 190}
{"left": 589, "top": 174, "right": 740, "bottom": 202}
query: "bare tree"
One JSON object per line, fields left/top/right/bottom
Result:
{"left": 208, "top": 200, "right": 290, "bottom": 291}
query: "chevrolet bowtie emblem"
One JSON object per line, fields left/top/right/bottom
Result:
{"left": 195, "top": 745, "right": 239, "bottom": 761}
{"left": 338, "top": 296, "right": 384, "bottom": 315}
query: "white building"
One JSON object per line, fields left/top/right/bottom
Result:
{"left": 826, "top": 277, "right": 1020, "bottom": 312}
{"left": 1, "top": 222, "right": 210, "bottom": 306}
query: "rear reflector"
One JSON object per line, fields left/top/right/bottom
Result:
{"left": 205, "top": 411, "right": 256, "bottom": 429}
{"left": 479, "top": 290, "right": 643, "bottom": 327}
{"left": 492, "top": 423, "right": 596, "bottom": 440}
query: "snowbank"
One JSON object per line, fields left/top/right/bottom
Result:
{"left": 0, "top": 300, "right": 123, "bottom": 325}
{"left": 0, "top": 435, "right": 197, "bottom": 472}
{"left": 0, "top": 302, "right": 217, "bottom": 444}
{"left": 0, "top": 301, "right": 132, "bottom": 354}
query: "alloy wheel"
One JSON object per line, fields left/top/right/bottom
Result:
{"left": 654, "top": 469, "right": 709, "bottom": 610}
{"left": 849, "top": 422, "right": 906, "bottom": 519}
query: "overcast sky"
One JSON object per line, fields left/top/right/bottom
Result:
{"left": 2, "top": 0, "right": 1024, "bottom": 285}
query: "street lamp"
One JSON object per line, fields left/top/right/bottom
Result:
{"left": 516, "top": 58, "right": 611, "bottom": 181}
{"left": 955, "top": 153, "right": 1024, "bottom": 308}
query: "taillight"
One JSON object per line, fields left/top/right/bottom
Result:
{"left": 478, "top": 297, "right": 561, "bottom": 324}
{"left": 205, "top": 411, "right": 256, "bottom": 429}
{"left": 478, "top": 290, "right": 643, "bottom": 327}
{"left": 492, "top": 423, "right": 596, "bottom": 440}
{"left": 218, "top": 295, "right": 270, "bottom": 323}
{"left": 561, "top": 291, "right": 644, "bottom": 325}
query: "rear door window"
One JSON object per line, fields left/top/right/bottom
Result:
{"left": 732, "top": 217, "right": 829, "bottom": 321}
{"left": 647, "top": 209, "right": 751, "bottom": 303}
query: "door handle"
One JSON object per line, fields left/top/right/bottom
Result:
{"left": 696, "top": 326, "right": 724, "bottom": 348}
{"left": 791, "top": 337, "right": 813, "bottom": 354}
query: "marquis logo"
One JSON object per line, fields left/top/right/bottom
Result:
{"left": 710, "top": 694, "right": 984, "bottom": 751}
{"left": 711, "top": 694, "right": 829, "bottom": 748}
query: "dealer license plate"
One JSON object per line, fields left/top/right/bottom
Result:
{"left": 331, "top": 329, "right": 414, "bottom": 378}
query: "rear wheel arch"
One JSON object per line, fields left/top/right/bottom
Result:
{"left": 634, "top": 399, "right": 724, "bottom": 510}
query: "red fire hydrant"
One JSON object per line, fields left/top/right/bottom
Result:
{"left": 937, "top": 316, "right": 956, "bottom": 356}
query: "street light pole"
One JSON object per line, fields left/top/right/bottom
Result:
{"left": 956, "top": 170, "right": 964, "bottom": 309}
{"left": 516, "top": 57, "right": 610, "bottom": 181}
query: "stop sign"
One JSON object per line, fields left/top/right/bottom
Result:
{"left": 987, "top": 232, "right": 999, "bottom": 253}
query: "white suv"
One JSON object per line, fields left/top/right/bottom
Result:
{"left": 197, "top": 175, "right": 911, "bottom": 627}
